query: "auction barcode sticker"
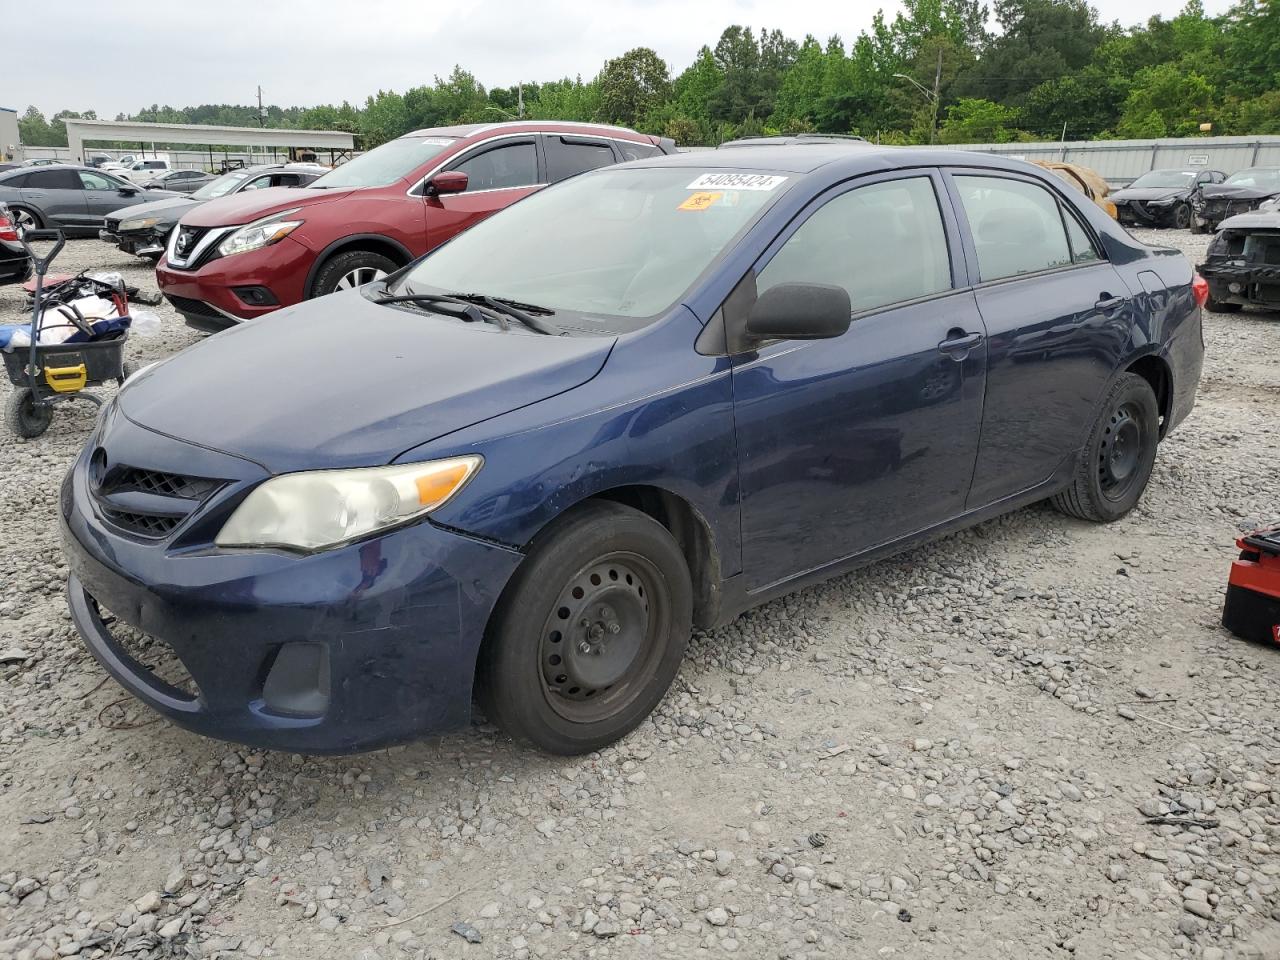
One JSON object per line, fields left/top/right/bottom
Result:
{"left": 687, "top": 173, "right": 788, "bottom": 191}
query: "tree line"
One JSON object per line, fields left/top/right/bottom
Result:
{"left": 17, "top": 0, "right": 1280, "bottom": 152}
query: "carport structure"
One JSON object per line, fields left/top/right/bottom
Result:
{"left": 63, "top": 118, "right": 354, "bottom": 168}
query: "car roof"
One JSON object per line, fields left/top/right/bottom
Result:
{"left": 627, "top": 143, "right": 1054, "bottom": 178}
{"left": 401, "top": 120, "right": 655, "bottom": 143}
{"left": 719, "top": 134, "right": 870, "bottom": 148}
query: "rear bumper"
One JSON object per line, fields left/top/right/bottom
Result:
{"left": 59, "top": 424, "right": 523, "bottom": 754}
{"left": 155, "top": 237, "right": 311, "bottom": 329}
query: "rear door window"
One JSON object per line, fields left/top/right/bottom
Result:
{"left": 955, "top": 176, "right": 1074, "bottom": 281}
{"left": 78, "top": 171, "right": 116, "bottom": 191}
{"left": 25, "top": 170, "right": 82, "bottom": 190}
{"left": 617, "top": 141, "right": 663, "bottom": 161}
{"left": 451, "top": 141, "right": 539, "bottom": 191}
{"left": 544, "top": 136, "right": 617, "bottom": 183}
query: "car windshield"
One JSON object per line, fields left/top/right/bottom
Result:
{"left": 1129, "top": 170, "right": 1195, "bottom": 189}
{"left": 308, "top": 136, "right": 456, "bottom": 189}
{"left": 1224, "top": 168, "right": 1280, "bottom": 189}
{"left": 192, "top": 170, "right": 258, "bottom": 199}
{"left": 399, "top": 166, "right": 791, "bottom": 326}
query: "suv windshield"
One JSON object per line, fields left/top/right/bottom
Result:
{"left": 399, "top": 166, "right": 790, "bottom": 326}
{"left": 1224, "top": 168, "right": 1280, "bottom": 189}
{"left": 192, "top": 170, "right": 257, "bottom": 199}
{"left": 1129, "top": 170, "right": 1195, "bottom": 189}
{"left": 309, "top": 136, "right": 456, "bottom": 189}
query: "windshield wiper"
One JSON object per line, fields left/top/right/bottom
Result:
{"left": 445, "top": 293, "right": 559, "bottom": 335}
{"left": 372, "top": 292, "right": 510, "bottom": 330}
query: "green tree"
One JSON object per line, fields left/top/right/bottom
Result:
{"left": 597, "top": 48, "right": 671, "bottom": 127}
{"left": 18, "top": 106, "right": 56, "bottom": 146}
{"left": 937, "top": 97, "right": 1027, "bottom": 142}
{"left": 1116, "top": 62, "right": 1216, "bottom": 137}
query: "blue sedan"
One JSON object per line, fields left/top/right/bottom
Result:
{"left": 59, "top": 145, "right": 1206, "bottom": 755}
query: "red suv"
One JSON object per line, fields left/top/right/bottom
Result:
{"left": 156, "top": 122, "right": 674, "bottom": 331}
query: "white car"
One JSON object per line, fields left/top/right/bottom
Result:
{"left": 101, "top": 154, "right": 137, "bottom": 172}
{"left": 119, "top": 158, "right": 172, "bottom": 183}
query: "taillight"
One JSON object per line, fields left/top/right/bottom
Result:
{"left": 1192, "top": 273, "right": 1209, "bottom": 309}
{"left": 0, "top": 214, "right": 17, "bottom": 243}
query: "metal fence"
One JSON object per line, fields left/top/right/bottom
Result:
{"left": 14, "top": 146, "right": 342, "bottom": 170}
{"left": 919, "top": 135, "right": 1280, "bottom": 186}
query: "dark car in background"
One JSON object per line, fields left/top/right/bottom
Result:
{"left": 1194, "top": 167, "right": 1280, "bottom": 233}
{"left": 64, "top": 146, "right": 1205, "bottom": 755}
{"left": 0, "top": 165, "right": 179, "bottom": 235}
{"left": 1197, "top": 197, "right": 1280, "bottom": 311}
{"left": 143, "top": 169, "right": 217, "bottom": 193}
{"left": 101, "top": 164, "right": 326, "bottom": 261}
{"left": 0, "top": 203, "right": 32, "bottom": 286}
{"left": 156, "top": 121, "right": 674, "bottom": 331}
{"left": 1110, "top": 168, "right": 1226, "bottom": 230}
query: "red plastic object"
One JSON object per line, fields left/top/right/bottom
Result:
{"left": 1223, "top": 526, "right": 1280, "bottom": 645}
{"left": 1192, "top": 273, "right": 1210, "bottom": 308}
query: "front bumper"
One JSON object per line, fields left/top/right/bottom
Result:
{"left": 1195, "top": 200, "right": 1262, "bottom": 229}
{"left": 60, "top": 408, "right": 523, "bottom": 753}
{"left": 1114, "top": 201, "right": 1179, "bottom": 227}
{"left": 102, "top": 227, "right": 169, "bottom": 259}
{"left": 155, "top": 236, "right": 312, "bottom": 331}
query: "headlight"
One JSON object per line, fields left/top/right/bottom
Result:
{"left": 1148, "top": 198, "right": 1176, "bottom": 206}
{"left": 217, "top": 210, "right": 304, "bottom": 258}
{"left": 118, "top": 216, "right": 159, "bottom": 231}
{"left": 215, "top": 456, "right": 482, "bottom": 551}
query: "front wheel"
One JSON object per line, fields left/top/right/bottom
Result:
{"left": 1172, "top": 203, "right": 1192, "bottom": 230}
{"left": 477, "top": 501, "right": 693, "bottom": 755}
{"left": 6, "top": 388, "right": 52, "bottom": 438}
{"left": 310, "top": 250, "right": 397, "bottom": 299}
{"left": 1051, "top": 372, "right": 1160, "bottom": 523}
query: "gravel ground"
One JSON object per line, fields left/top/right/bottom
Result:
{"left": 2, "top": 231, "right": 1279, "bottom": 960}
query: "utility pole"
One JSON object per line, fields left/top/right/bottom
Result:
{"left": 257, "top": 86, "right": 266, "bottom": 127}
{"left": 929, "top": 47, "right": 942, "bottom": 145}
{"left": 517, "top": 83, "right": 524, "bottom": 119}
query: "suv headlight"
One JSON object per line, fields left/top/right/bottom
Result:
{"left": 215, "top": 456, "right": 482, "bottom": 551}
{"left": 217, "top": 209, "right": 304, "bottom": 257}
{"left": 118, "top": 216, "right": 159, "bottom": 231}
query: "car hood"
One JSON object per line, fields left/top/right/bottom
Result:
{"left": 118, "top": 290, "right": 614, "bottom": 473}
{"left": 176, "top": 186, "right": 356, "bottom": 227}
{"left": 1200, "top": 184, "right": 1280, "bottom": 201}
{"left": 107, "top": 195, "right": 201, "bottom": 225}
{"left": 1217, "top": 207, "right": 1280, "bottom": 231}
{"left": 1110, "top": 187, "right": 1186, "bottom": 202}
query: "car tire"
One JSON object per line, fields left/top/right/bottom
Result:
{"left": 477, "top": 500, "right": 693, "bottom": 755}
{"left": 6, "top": 388, "right": 52, "bottom": 439}
{"left": 1051, "top": 372, "right": 1160, "bottom": 523}
{"left": 9, "top": 205, "right": 43, "bottom": 233}
{"left": 1206, "top": 297, "right": 1242, "bottom": 313}
{"left": 309, "top": 250, "right": 398, "bottom": 298}
{"left": 1172, "top": 203, "right": 1192, "bottom": 230}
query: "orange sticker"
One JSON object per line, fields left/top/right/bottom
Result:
{"left": 678, "top": 191, "right": 722, "bottom": 211}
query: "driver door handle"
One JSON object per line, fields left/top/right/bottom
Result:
{"left": 938, "top": 329, "right": 984, "bottom": 359}
{"left": 1095, "top": 294, "right": 1126, "bottom": 312}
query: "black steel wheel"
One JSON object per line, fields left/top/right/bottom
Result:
{"left": 478, "top": 501, "right": 692, "bottom": 754}
{"left": 6, "top": 388, "right": 53, "bottom": 439}
{"left": 1051, "top": 372, "right": 1159, "bottom": 523}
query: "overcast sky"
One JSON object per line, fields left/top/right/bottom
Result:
{"left": 5, "top": 0, "right": 1235, "bottom": 118}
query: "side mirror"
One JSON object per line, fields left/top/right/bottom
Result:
{"left": 119, "top": 186, "right": 138, "bottom": 196}
{"left": 426, "top": 171, "right": 469, "bottom": 196}
{"left": 744, "top": 283, "right": 852, "bottom": 341}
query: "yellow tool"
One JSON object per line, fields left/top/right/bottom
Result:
{"left": 44, "top": 363, "right": 87, "bottom": 393}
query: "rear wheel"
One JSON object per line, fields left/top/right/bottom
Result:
{"left": 477, "top": 501, "right": 692, "bottom": 755}
{"left": 1051, "top": 373, "right": 1159, "bottom": 523}
{"left": 118, "top": 360, "right": 141, "bottom": 386}
{"left": 9, "top": 206, "right": 42, "bottom": 233}
{"left": 6, "top": 388, "right": 52, "bottom": 438}
{"left": 310, "top": 250, "right": 397, "bottom": 299}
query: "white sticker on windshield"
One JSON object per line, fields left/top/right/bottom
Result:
{"left": 419, "top": 138, "right": 454, "bottom": 146}
{"left": 687, "top": 173, "right": 788, "bottom": 191}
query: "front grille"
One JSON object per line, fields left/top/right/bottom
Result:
{"left": 171, "top": 224, "right": 207, "bottom": 260}
{"left": 97, "top": 601, "right": 199, "bottom": 701}
{"left": 164, "top": 294, "right": 226, "bottom": 321}
{"left": 102, "top": 509, "right": 182, "bottom": 538}
{"left": 92, "top": 459, "right": 222, "bottom": 541}
{"left": 113, "top": 467, "right": 220, "bottom": 501}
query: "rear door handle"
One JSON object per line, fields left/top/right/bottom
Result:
{"left": 938, "top": 330, "right": 984, "bottom": 359}
{"left": 1095, "top": 294, "right": 1126, "bottom": 312}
